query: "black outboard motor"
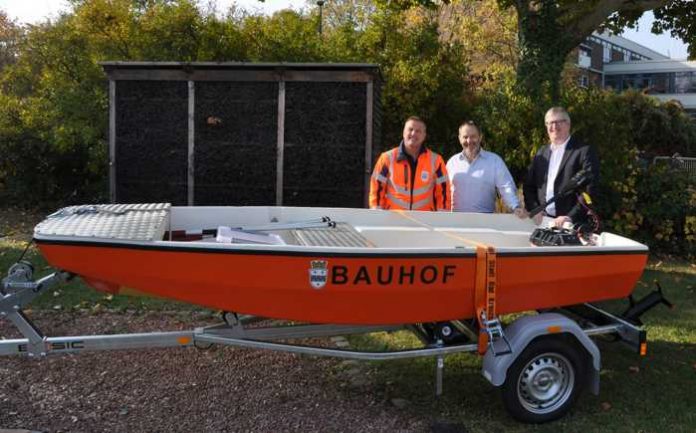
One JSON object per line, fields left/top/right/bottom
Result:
{"left": 529, "top": 169, "right": 599, "bottom": 246}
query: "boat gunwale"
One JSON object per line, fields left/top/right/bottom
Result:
{"left": 33, "top": 237, "right": 649, "bottom": 258}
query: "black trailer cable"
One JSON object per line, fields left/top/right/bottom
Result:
{"left": 16, "top": 238, "right": 35, "bottom": 264}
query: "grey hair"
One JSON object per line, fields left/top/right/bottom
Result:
{"left": 544, "top": 107, "right": 571, "bottom": 123}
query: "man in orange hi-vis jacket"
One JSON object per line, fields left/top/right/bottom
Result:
{"left": 369, "top": 116, "right": 450, "bottom": 211}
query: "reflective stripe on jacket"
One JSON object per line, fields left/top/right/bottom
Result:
{"left": 369, "top": 144, "right": 450, "bottom": 211}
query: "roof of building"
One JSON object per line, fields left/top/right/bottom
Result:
{"left": 100, "top": 61, "right": 381, "bottom": 70}
{"left": 100, "top": 61, "right": 383, "bottom": 82}
{"left": 592, "top": 31, "right": 670, "bottom": 60}
{"left": 604, "top": 59, "right": 696, "bottom": 74}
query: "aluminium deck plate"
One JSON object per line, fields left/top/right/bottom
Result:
{"left": 292, "top": 223, "right": 374, "bottom": 248}
{"left": 34, "top": 203, "right": 170, "bottom": 241}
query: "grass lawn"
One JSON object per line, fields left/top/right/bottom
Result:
{"left": 1, "top": 212, "right": 694, "bottom": 431}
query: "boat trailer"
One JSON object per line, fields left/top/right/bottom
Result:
{"left": 1, "top": 261, "right": 669, "bottom": 423}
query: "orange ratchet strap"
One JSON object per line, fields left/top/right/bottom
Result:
{"left": 475, "top": 245, "right": 497, "bottom": 355}
{"left": 391, "top": 211, "right": 498, "bottom": 355}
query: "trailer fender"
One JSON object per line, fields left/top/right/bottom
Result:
{"left": 481, "top": 313, "right": 600, "bottom": 395}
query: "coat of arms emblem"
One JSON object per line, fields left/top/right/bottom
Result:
{"left": 309, "top": 260, "right": 328, "bottom": 289}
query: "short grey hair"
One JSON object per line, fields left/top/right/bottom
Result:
{"left": 544, "top": 107, "right": 571, "bottom": 124}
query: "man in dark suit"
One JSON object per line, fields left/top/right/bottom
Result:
{"left": 523, "top": 107, "right": 599, "bottom": 227}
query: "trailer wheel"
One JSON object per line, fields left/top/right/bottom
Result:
{"left": 501, "top": 336, "right": 585, "bottom": 423}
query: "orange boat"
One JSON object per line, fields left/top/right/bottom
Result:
{"left": 33, "top": 203, "right": 648, "bottom": 325}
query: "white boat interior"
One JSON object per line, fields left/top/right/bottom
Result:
{"left": 33, "top": 203, "right": 648, "bottom": 253}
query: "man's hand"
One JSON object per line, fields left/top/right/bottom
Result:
{"left": 513, "top": 207, "right": 527, "bottom": 219}
{"left": 552, "top": 216, "right": 572, "bottom": 228}
{"left": 532, "top": 212, "right": 544, "bottom": 226}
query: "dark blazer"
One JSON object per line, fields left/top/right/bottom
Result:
{"left": 523, "top": 136, "right": 599, "bottom": 222}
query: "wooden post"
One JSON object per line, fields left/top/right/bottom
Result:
{"left": 364, "top": 81, "right": 374, "bottom": 208}
{"left": 276, "top": 80, "right": 286, "bottom": 206}
{"left": 109, "top": 80, "right": 116, "bottom": 203}
{"left": 188, "top": 81, "right": 195, "bottom": 206}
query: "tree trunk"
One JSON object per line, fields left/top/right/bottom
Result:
{"left": 515, "top": 0, "right": 574, "bottom": 103}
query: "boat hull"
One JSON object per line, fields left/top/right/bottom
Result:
{"left": 36, "top": 241, "right": 648, "bottom": 324}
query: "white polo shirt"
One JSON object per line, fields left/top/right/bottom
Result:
{"left": 446, "top": 149, "right": 520, "bottom": 213}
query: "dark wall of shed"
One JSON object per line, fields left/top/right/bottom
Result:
{"left": 372, "top": 81, "right": 383, "bottom": 160}
{"left": 115, "top": 81, "right": 188, "bottom": 205}
{"left": 111, "top": 69, "right": 380, "bottom": 208}
{"left": 284, "top": 82, "right": 367, "bottom": 208}
{"left": 194, "top": 81, "right": 278, "bottom": 205}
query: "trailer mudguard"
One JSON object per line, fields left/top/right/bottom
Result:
{"left": 481, "top": 313, "right": 600, "bottom": 395}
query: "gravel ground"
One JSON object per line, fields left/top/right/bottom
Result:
{"left": 0, "top": 311, "right": 436, "bottom": 433}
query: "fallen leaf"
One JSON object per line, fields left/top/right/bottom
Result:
{"left": 601, "top": 402, "right": 612, "bottom": 411}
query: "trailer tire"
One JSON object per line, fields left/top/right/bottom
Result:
{"left": 501, "top": 336, "right": 585, "bottom": 423}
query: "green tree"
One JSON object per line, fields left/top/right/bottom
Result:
{"left": 355, "top": 7, "right": 470, "bottom": 153}
{"left": 500, "top": 0, "right": 685, "bottom": 101}
{"left": 0, "top": 11, "right": 21, "bottom": 71}
{"left": 0, "top": 13, "right": 108, "bottom": 206}
{"left": 242, "top": 10, "right": 323, "bottom": 61}
{"left": 0, "top": 0, "right": 236, "bottom": 206}
{"left": 440, "top": 0, "right": 517, "bottom": 74}
{"left": 387, "top": 0, "right": 696, "bottom": 102}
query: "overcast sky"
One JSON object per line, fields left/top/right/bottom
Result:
{"left": 0, "top": 0, "right": 689, "bottom": 59}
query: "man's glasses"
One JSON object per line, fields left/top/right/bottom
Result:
{"left": 545, "top": 119, "right": 568, "bottom": 127}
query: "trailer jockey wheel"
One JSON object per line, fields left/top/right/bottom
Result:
{"left": 501, "top": 336, "right": 586, "bottom": 423}
{"left": 9, "top": 261, "right": 34, "bottom": 281}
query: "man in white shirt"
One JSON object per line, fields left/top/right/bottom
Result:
{"left": 446, "top": 121, "right": 525, "bottom": 217}
{"left": 523, "top": 107, "right": 600, "bottom": 227}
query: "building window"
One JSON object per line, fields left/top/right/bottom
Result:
{"left": 604, "top": 75, "right": 620, "bottom": 91}
{"left": 603, "top": 44, "right": 611, "bottom": 62}
{"left": 604, "top": 75, "right": 621, "bottom": 92}
{"left": 622, "top": 74, "right": 651, "bottom": 91}
{"left": 578, "top": 49, "right": 591, "bottom": 68}
{"left": 649, "top": 73, "right": 670, "bottom": 94}
{"left": 579, "top": 75, "right": 589, "bottom": 88}
{"left": 675, "top": 72, "right": 696, "bottom": 93}
{"left": 615, "top": 73, "right": 675, "bottom": 94}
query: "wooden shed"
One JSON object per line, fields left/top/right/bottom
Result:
{"left": 101, "top": 62, "right": 382, "bottom": 208}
